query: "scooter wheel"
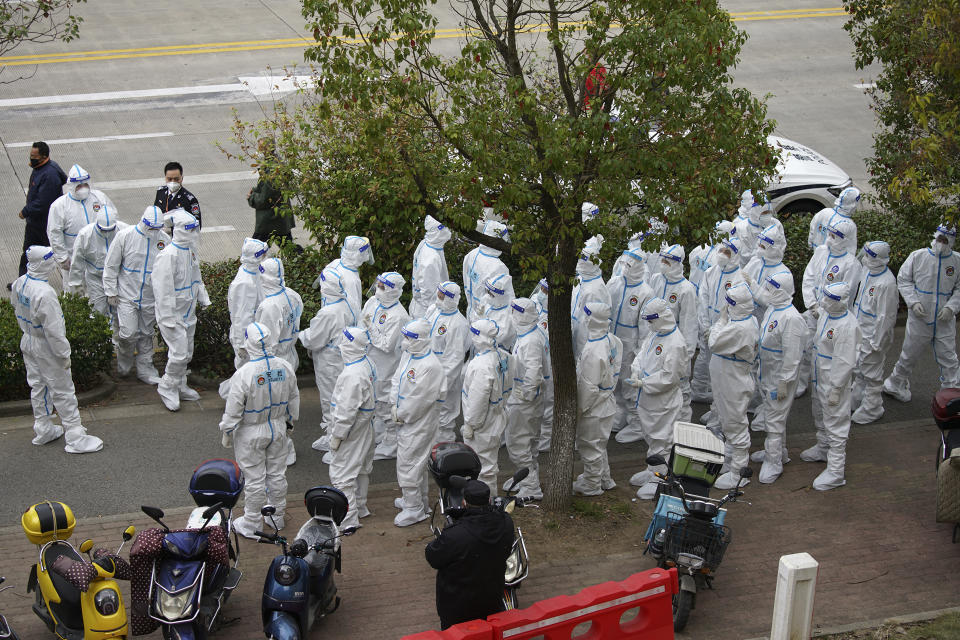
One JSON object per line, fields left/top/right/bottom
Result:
{"left": 673, "top": 591, "right": 693, "bottom": 632}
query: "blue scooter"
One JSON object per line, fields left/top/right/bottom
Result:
{"left": 256, "top": 486, "right": 348, "bottom": 640}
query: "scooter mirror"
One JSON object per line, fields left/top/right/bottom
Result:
{"left": 201, "top": 503, "right": 223, "bottom": 521}
{"left": 261, "top": 505, "right": 276, "bottom": 517}
{"left": 123, "top": 525, "right": 135, "bottom": 542}
{"left": 512, "top": 468, "right": 530, "bottom": 485}
{"left": 646, "top": 455, "right": 667, "bottom": 467}
{"left": 79, "top": 539, "right": 94, "bottom": 554}
{"left": 740, "top": 467, "right": 754, "bottom": 478}
{"left": 448, "top": 475, "right": 468, "bottom": 489}
{"left": 141, "top": 505, "right": 165, "bottom": 521}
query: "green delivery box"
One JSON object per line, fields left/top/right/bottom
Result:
{"left": 671, "top": 421, "right": 725, "bottom": 485}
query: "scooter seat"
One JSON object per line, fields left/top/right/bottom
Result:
{"left": 42, "top": 542, "right": 84, "bottom": 630}
{"left": 686, "top": 500, "right": 719, "bottom": 520}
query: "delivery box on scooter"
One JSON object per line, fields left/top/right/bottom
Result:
{"left": 21, "top": 501, "right": 76, "bottom": 545}
{"left": 671, "top": 422, "right": 725, "bottom": 486}
{"left": 305, "top": 486, "right": 349, "bottom": 525}
{"left": 189, "top": 459, "right": 245, "bottom": 509}
{"left": 429, "top": 442, "right": 481, "bottom": 489}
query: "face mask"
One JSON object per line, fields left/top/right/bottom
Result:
{"left": 715, "top": 251, "right": 732, "bottom": 268}
{"left": 827, "top": 234, "right": 844, "bottom": 252}
{"left": 29, "top": 158, "right": 41, "bottom": 168}
{"left": 933, "top": 236, "right": 953, "bottom": 256}
{"left": 166, "top": 181, "right": 182, "bottom": 193}
{"left": 375, "top": 286, "right": 390, "bottom": 303}
{"left": 75, "top": 186, "right": 91, "bottom": 200}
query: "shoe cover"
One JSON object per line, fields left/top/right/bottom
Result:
{"left": 794, "top": 384, "right": 807, "bottom": 399}
{"left": 630, "top": 470, "right": 655, "bottom": 487}
{"left": 358, "top": 506, "right": 372, "bottom": 519}
{"left": 312, "top": 434, "right": 330, "bottom": 451}
{"left": 851, "top": 407, "right": 883, "bottom": 424}
{"left": 601, "top": 476, "right": 617, "bottom": 490}
{"left": 758, "top": 459, "right": 782, "bottom": 484}
{"left": 882, "top": 377, "right": 910, "bottom": 403}
{"left": 812, "top": 468, "right": 846, "bottom": 491}
{"left": 698, "top": 410, "right": 714, "bottom": 425}
{"left": 572, "top": 477, "right": 603, "bottom": 496}
{"left": 394, "top": 497, "right": 404, "bottom": 510}
{"left": 614, "top": 427, "right": 644, "bottom": 444}
{"left": 373, "top": 441, "right": 397, "bottom": 460}
{"left": 394, "top": 508, "right": 428, "bottom": 527}
{"left": 180, "top": 385, "right": 200, "bottom": 401}
{"left": 64, "top": 431, "right": 103, "bottom": 454}
{"left": 800, "top": 444, "right": 828, "bottom": 462}
{"left": 437, "top": 427, "right": 456, "bottom": 443}
{"left": 635, "top": 481, "right": 659, "bottom": 500}
{"left": 538, "top": 440, "right": 550, "bottom": 453}
{"left": 138, "top": 373, "right": 162, "bottom": 386}
{"left": 750, "top": 450, "right": 765, "bottom": 463}
{"left": 285, "top": 439, "right": 296, "bottom": 466}
{"left": 158, "top": 376, "right": 180, "bottom": 411}
{"left": 32, "top": 423, "right": 64, "bottom": 445}
{"left": 714, "top": 471, "right": 747, "bottom": 491}
{"left": 233, "top": 516, "right": 260, "bottom": 540}
{"left": 322, "top": 451, "right": 333, "bottom": 464}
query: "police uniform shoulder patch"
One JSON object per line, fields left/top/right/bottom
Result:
{"left": 191, "top": 204, "right": 200, "bottom": 215}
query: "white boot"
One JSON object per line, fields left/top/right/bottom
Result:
{"left": 64, "top": 428, "right": 104, "bottom": 454}
{"left": 635, "top": 481, "right": 659, "bottom": 500}
{"left": 882, "top": 376, "right": 911, "bottom": 403}
{"left": 180, "top": 380, "right": 200, "bottom": 401}
{"left": 800, "top": 443, "right": 828, "bottom": 462}
{"left": 394, "top": 489, "right": 428, "bottom": 527}
{"left": 812, "top": 446, "right": 846, "bottom": 491}
{"left": 285, "top": 438, "right": 296, "bottom": 466}
{"left": 312, "top": 434, "right": 330, "bottom": 451}
{"left": 32, "top": 422, "right": 64, "bottom": 446}
{"left": 157, "top": 375, "right": 181, "bottom": 412}
{"left": 714, "top": 471, "right": 747, "bottom": 491}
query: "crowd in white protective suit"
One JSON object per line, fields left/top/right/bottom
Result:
{"left": 15, "top": 171, "right": 960, "bottom": 531}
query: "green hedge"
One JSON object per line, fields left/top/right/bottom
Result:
{"left": 0, "top": 293, "right": 112, "bottom": 402}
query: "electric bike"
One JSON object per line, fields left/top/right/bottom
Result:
{"left": 22, "top": 500, "right": 134, "bottom": 640}
{"left": 428, "top": 442, "right": 531, "bottom": 609}
{"left": 256, "top": 487, "right": 348, "bottom": 639}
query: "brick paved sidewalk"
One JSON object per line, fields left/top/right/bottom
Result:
{"left": 1, "top": 418, "right": 958, "bottom": 639}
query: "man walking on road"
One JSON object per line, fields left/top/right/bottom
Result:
{"left": 14, "top": 142, "right": 66, "bottom": 282}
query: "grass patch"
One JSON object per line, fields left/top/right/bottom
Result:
{"left": 571, "top": 498, "right": 605, "bottom": 520}
{"left": 824, "top": 612, "right": 960, "bottom": 639}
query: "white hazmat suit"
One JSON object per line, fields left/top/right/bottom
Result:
{"left": 68, "top": 209, "right": 128, "bottom": 318}
{"left": 314, "top": 235, "right": 373, "bottom": 314}
{"left": 571, "top": 238, "right": 612, "bottom": 358}
{"left": 731, "top": 198, "right": 764, "bottom": 267}
{"left": 808, "top": 187, "right": 861, "bottom": 251}
{"left": 102, "top": 206, "right": 169, "bottom": 384}
{"left": 153, "top": 211, "right": 209, "bottom": 412}
{"left": 219, "top": 322, "right": 300, "bottom": 537}
{"left": 801, "top": 282, "right": 861, "bottom": 490}
{"left": 11, "top": 246, "right": 103, "bottom": 453}
{"left": 226, "top": 238, "right": 268, "bottom": 370}
{"left": 463, "top": 220, "right": 512, "bottom": 324}
{"left": 256, "top": 257, "right": 303, "bottom": 372}
{"left": 852, "top": 242, "right": 898, "bottom": 424}
{"left": 689, "top": 220, "right": 735, "bottom": 297}
{"left": 425, "top": 281, "right": 471, "bottom": 442}
{"left": 409, "top": 215, "right": 451, "bottom": 319}
{"left": 482, "top": 273, "right": 517, "bottom": 351}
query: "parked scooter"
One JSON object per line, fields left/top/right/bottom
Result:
{"left": 643, "top": 452, "right": 751, "bottom": 632}
{"left": 22, "top": 501, "right": 134, "bottom": 640}
{"left": 931, "top": 389, "right": 960, "bottom": 541}
{"left": 137, "top": 459, "right": 244, "bottom": 638}
{"left": 428, "top": 442, "right": 532, "bottom": 609}
{"left": 0, "top": 577, "right": 20, "bottom": 640}
{"left": 256, "top": 486, "right": 349, "bottom": 639}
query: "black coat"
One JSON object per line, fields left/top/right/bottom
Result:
{"left": 154, "top": 185, "right": 202, "bottom": 228}
{"left": 22, "top": 159, "right": 66, "bottom": 230}
{"left": 425, "top": 506, "right": 515, "bottom": 630}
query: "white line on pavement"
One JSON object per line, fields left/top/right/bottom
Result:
{"left": 200, "top": 225, "right": 236, "bottom": 234}
{"left": 6, "top": 132, "right": 175, "bottom": 147}
{"left": 854, "top": 83, "right": 876, "bottom": 89}
{"left": 0, "top": 84, "right": 244, "bottom": 108}
{"left": 96, "top": 170, "right": 257, "bottom": 191}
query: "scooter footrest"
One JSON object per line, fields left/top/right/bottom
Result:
{"left": 223, "top": 567, "right": 242, "bottom": 591}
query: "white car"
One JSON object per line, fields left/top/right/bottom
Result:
{"left": 765, "top": 135, "right": 854, "bottom": 218}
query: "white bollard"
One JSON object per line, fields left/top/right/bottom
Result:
{"left": 770, "top": 552, "right": 819, "bottom": 640}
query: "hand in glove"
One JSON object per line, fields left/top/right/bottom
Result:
{"left": 328, "top": 436, "right": 342, "bottom": 452}
{"left": 61, "top": 356, "right": 72, "bottom": 370}
{"left": 461, "top": 424, "right": 474, "bottom": 440}
{"left": 59, "top": 258, "right": 71, "bottom": 271}
{"left": 911, "top": 302, "right": 926, "bottom": 316}
{"left": 221, "top": 431, "right": 233, "bottom": 448}
{"left": 938, "top": 307, "right": 955, "bottom": 322}
{"left": 742, "top": 271, "right": 756, "bottom": 289}
{"left": 776, "top": 380, "right": 790, "bottom": 400}
{"left": 624, "top": 377, "right": 642, "bottom": 388}
{"left": 106, "top": 295, "right": 119, "bottom": 308}
{"left": 286, "top": 420, "right": 294, "bottom": 433}
{"left": 362, "top": 315, "right": 372, "bottom": 329}
{"left": 827, "top": 388, "right": 841, "bottom": 406}
{"left": 391, "top": 406, "right": 402, "bottom": 424}
{"left": 809, "top": 303, "right": 820, "bottom": 319}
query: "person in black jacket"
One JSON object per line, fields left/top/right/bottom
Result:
{"left": 425, "top": 479, "right": 515, "bottom": 629}
{"left": 16, "top": 142, "right": 66, "bottom": 278}
{"left": 154, "top": 161, "right": 202, "bottom": 228}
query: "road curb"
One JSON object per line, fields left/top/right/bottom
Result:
{"left": 742, "top": 605, "right": 960, "bottom": 639}
{"left": 0, "top": 374, "right": 117, "bottom": 419}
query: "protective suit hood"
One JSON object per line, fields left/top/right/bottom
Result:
{"left": 437, "top": 281, "right": 461, "bottom": 313}
{"left": 725, "top": 282, "right": 754, "bottom": 321}
{"left": 95, "top": 207, "right": 117, "bottom": 232}
{"left": 167, "top": 209, "right": 199, "bottom": 247}
{"left": 319, "top": 268, "right": 346, "bottom": 300}
{"left": 620, "top": 250, "right": 645, "bottom": 282}
{"left": 511, "top": 297, "right": 538, "bottom": 330}
{"left": 716, "top": 236, "right": 741, "bottom": 269}
{"left": 424, "top": 214, "right": 452, "bottom": 247}
{"left": 822, "top": 281, "right": 850, "bottom": 315}
{"left": 577, "top": 237, "right": 604, "bottom": 279}
{"left": 240, "top": 237, "right": 269, "bottom": 265}
{"left": 711, "top": 219, "right": 735, "bottom": 245}
{"left": 746, "top": 200, "right": 763, "bottom": 225}
{"left": 834, "top": 187, "right": 861, "bottom": 216}
{"left": 66, "top": 164, "right": 91, "bottom": 197}
{"left": 583, "top": 300, "right": 612, "bottom": 337}
{"left": 139, "top": 205, "right": 165, "bottom": 233}
{"left": 581, "top": 202, "right": 599, "bottom": 223}
{"left": 400, "top": 318, "right": 432, "bottom": 355}
{"left": 827, "top": 217, "right": 855, "bottom": 254}
{"left": 259, "top": 257, "right": 285, "bottom": 295}
{"left": 243, "top": 322, "right": 277, "bottom": 359}
{"left": 757, "top": 223, "right": 786, "bottom": 262}
{"left": 470, "top": 318, "right": 499, "bottom": 351}
{"left": 26, "top": 245, "right": 57, "bottom": 278}
{"left": 659, "top": 244, "right": 685, "bottom": 279}
{"left": 339, "top": 326, "right": 370, "bottom": 363}
{"left": 862, "top": 241, "right": 890, "bottom": 272}
{"left": 375, "top": 271, "right": 405, "bottom": 305}
{"left": 932, "top": 225, "right": 957, "bottom": 256}
{"left": 763, "top": 269, "right": 794, "bottom": 307}
{"left": 478, "top": 220, "right": 508, "bottom": 257}
{"left": 640, "top": 297, "right": 676, "bottom": 334}
{"left": 341, "top": 235, "right": 374, "bottom": 268}
{"left": 483, "top": 273, "right": 512, "bottom": 308}
{"left": 758, "top": 199, "right": 775, "bottom": 227}
{"left": 738, "top": 189, "right": 755, "bottom": 217}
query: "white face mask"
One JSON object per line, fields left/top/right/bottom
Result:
{"left": 74, "top": 186, "right": 91, "bottom": 200}
{"left": 166, "top": 181, "right": 182, "bottom": 193}
{"left": 715, "top": 251, "right": 732, "bottom": 268}
{"left": 827, "top": 233, "right": 844, "bottom": 252}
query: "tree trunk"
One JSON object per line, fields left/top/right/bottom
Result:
{"left": 543, "top": 241, "right": 578, "bottom": 512}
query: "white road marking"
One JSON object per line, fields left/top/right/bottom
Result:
{"left": 96, "top": 170, "right": 257, "bottom": 191}
{"left": 6, "top": 132, "right": 175, "bottom": 148}
{"left": 237, "top": 75, "right": 315, "bottom": 97}
{"left": 200, "top": 225, "right": 236, "bottom": 234}
{"left": 854, "top": 83, "right": 876, "bottom": 89}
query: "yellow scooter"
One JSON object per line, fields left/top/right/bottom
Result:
{"left": 22, "top": 501, "right": 135, "bottom": 640}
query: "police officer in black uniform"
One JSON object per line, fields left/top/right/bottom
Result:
{"left": 154, "top": 161, "right": 202, "bottom": 229}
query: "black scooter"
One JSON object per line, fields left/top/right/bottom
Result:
{"left": 0, "top": 577, "right": 18, "bottom": 640}
{"left": 256, "top": 487, "right": 348, "bottom": 640}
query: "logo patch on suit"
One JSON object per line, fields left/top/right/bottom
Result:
{"left": 378, "top": 313, "right": 387, "bottom": 325}
{"left": 257, "top": 375, "right": 266, "bottom": 386}
{"left": 669, "top": 293, "right": 678, "bottom": 304}
{"left": 826, "top": 329, "right": 834, "bottom": 340}
{"left": 540, "top": 320, "right": 548, "bottom": 331}
{"left": 948, "top": 266, "right": 955, "bottom": 276}
{"left": 157, "top": 241, "right": 166, "bottom": 250}
{"left": 868, "top": 286, "right": 875, "bottom": 296}
{"left": 724, "top": 281, "right": 732, "bottom": 290}
{"left": 93, "top": 203, "right": 101, "bottom": 212}
{"left": 655, "top": 345, "right": 662, "bottom": 355}
{"left": 629, "top": 296, "right": 639, "bottom": 307}
{"left": 826, "top": 272, "right": 835, "bottom": 282}
{"left": 768, "top": 320, "right": 778, "bottom": 331}
{"left": 407, "top": 369, "right": 416, "bottom": 381}
{"left": 831, "top": 265, "right": 839, "bottom": 273}
{"left": 438, "top": 325, "right": 447, "bottom": 335}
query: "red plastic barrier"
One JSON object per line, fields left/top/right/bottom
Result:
{"left": 486, "top": 568, "right": 678, "bottom": 640}
{"left": 402, "top": 619, "right": 495, "bottom": 640}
